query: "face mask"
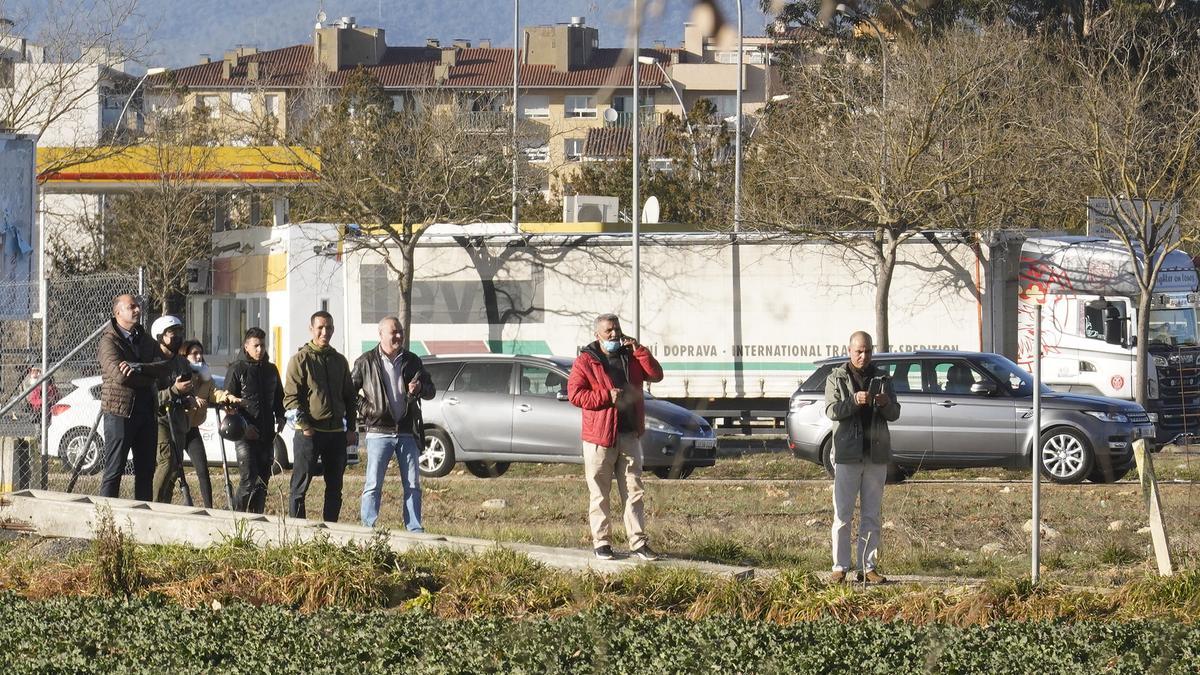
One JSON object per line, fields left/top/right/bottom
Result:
{"left": 601, "top": 339, "right": 622, "bottom": 353}
{"left": 189, "top": 361, "right": 211, "bottom": 380}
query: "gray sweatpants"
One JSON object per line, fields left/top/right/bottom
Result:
{"left": 831, "top": 460, "right": 888, "bottom": 572}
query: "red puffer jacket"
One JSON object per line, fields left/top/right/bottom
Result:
{"left": 568, "top": 342, "right": 664, "bottom": 447}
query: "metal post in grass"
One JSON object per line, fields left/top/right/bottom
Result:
{"left": 1031, "top": 295, "right": 1044, "bottom": 584}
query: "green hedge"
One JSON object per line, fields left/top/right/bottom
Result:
{"left": 1, "top": 595, "right": 1198, "bottom": 674}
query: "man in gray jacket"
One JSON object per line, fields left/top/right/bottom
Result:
{"left": 824, "top": 331, "right": 900, "bottom": 584}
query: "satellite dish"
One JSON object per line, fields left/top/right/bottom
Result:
{"left": 602, "top": 107, "right": 619, "bottom": 123}
{"left": 316, "top": 9, "right": 327, "bottom": 24}
{"left": 642, "top": 196, "right": 660, "bottom": 225}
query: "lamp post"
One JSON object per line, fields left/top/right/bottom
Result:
{"left": 511, "top": 0, "right": 520, "bottom": 231}
{"left": 637, "top": 55, "right": 697, "bottom": 179}
{"left": 734, "top": 0, "right": 743, "bottom": 231}
{"left": 835, "top": 4, "right": 887, "bottom": 196}
{"left": 109, "top": 66, "right": 166, "bottom": 144}
{"left": 632, "top": 0, "right": 641, "bottom": 337}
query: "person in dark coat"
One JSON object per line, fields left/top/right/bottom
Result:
{"left": 223, "top": 327, "right": 285, "bottom": 513}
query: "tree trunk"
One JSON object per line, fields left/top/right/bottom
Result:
{"left": 1135, "top": 290, "right": 1152, "bottom": 408}
{"left": 397, "top": 243, "right": 416, "bottom": 350}
{"left": 872, "top": 234, "right": 896, "bottom": 352}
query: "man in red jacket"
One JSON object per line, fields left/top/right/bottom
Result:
{"left": 568, "top": 313, "right": 664, "bottom": 561}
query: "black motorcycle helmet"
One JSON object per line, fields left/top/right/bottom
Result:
{"left": 219, "top": 413, "right": 248, "bottom": 442}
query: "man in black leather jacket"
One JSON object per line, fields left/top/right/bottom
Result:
{"left": 223, "top": 327, "right": 286, "bottom": 513}
{"left": 351, "top": 316, "right": 435, "bottom": 530}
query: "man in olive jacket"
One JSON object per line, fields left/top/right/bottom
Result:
{"left": 284, "top": 311, "right": 357, "bottom": 522}
{"left": 824, "top": 331, "right": 901, "bottom": 584}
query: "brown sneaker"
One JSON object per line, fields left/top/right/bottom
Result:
{"left": 857, "top": 570, "right": 887, "bottom": 584}
{"left": 829, "top": 570, "right": 847, "bottom": 583}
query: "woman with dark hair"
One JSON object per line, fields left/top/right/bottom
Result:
{"left": 181, "top": 340, "right": 238, "bottom": 508}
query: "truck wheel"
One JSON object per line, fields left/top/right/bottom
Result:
{"left": 421, "top": 428, "right": 455, "bottom": 478}
{"left": 464, "top": 461, "right": 510, "bottom": 478}
{"left": 820, "top": 437, "right": 835, "bottom": 479}
{"left": 651, "top": 466, "right": 695, "bottom": 479}
{"left": 1040, "top": 427, "right": 1093, "bottom": 484}
{"left": 886, "top": 464, "right": 910, "bottom": 484}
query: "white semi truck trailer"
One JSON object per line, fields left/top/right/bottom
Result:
{"left": 385, "top": 230, "right": 1200, "bottom": 441}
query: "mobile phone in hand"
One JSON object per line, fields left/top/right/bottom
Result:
{"left": 868, "top": 377, "right": 885, "bottom": 398}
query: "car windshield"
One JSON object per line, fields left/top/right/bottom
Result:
{"left": 976, "top": 354, "right": 1051, "bottom": 396}
{"left": 1147, "top": 307, "right": 1199, "bottom": 348}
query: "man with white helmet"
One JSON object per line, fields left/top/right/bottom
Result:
{"left": 148, "top": 314, "right": 197, "bottom": 504}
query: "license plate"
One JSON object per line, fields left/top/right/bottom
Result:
{"left": 687, "top": 438, "right": 717, "bottom": 449}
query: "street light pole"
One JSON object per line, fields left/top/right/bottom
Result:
{"left": 733, "top": 0, "right": 743, "bottom": 231}
{"left": 638, "top": 56, "right": 697, "bottom": 179}
{"left": 632, "top": 0, "right": 641, "bottom": 337}
{"left": 511, "top": 0, "right": 520, "bottom": 231}
{"left": 109, "top": 67, "right": 165, "bottom": 145}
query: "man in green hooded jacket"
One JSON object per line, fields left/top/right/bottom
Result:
{"left": 285, "top": 310, "right": 357, "bottom": 522}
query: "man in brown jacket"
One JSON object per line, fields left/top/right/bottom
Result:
{"left": 97, "top": 294, "right": 174, "bottom": 500}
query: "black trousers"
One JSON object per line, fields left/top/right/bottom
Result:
{"left": 184, "top": 426, "right": 214, "bottom": 508}
{"left": 235, "top": 438, "right": 273, "bottom": 514}
{"left": 288, "top": 430, "right": 347, "bottom": 522}
{"left": 99, "top": 406, "right": 157, "bottom": 500}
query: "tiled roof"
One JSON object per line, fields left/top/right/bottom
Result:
{"left": 583, "top": 126, "right": 668, "bottom": 158}
{"left": 154, "top": 44, "right": 671, "bottom": 90}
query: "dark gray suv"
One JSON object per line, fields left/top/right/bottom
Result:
{"left": 418, "top": 355, "right": 718, "bottom": 479}
{"left": 786, "top": 350, "right": 1155, "bottom": 484}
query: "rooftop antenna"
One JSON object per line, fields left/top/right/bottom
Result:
{"left": 315, "top": 3, "right": 327, "bottom": 29}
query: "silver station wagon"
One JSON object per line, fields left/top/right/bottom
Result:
{"left": 417, "top": 354, "right": 718, "bottom": 479}
{"left": 786, "top": 350, "right": 1155, "bottom": 484}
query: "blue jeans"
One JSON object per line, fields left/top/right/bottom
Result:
{"left": 360, "top": 434, "right": 422, "bottom": 531}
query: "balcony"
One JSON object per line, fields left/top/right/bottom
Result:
{"left": 603, "top": 111, "right": 664, "bottom": 129}
{"left": 460, "top": 110, "right": 512, "bottom": 131}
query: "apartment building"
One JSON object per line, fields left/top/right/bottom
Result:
{"left": 149, "top": 16, "right": 779, "bottom": 188}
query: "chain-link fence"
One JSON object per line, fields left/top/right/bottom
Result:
{"left": 0, "top": 272, "right": 140, "bottom": 496}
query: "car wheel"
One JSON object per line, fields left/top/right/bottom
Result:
{"left": 1040, "top": 427, "right": 1093, "bottom": 484}
{"left": 885, "top": 464, "right": 910, "bottom": 484}
{"left": 271, "top": 436, "right": 291, "bottom": 475}
{"left": 421, "top": 427, "right": 455, "bottom": 478}
{"left": 819, "top": 437, "right": 835, "bottom": 479}
{"left": 464, "top": 461, "right": 511, "bottom": 478}
{"left": 60, "top": 428, "right": 103, "bottom": 475}
{"left": 651, "top": 465, "right": 695, "bottom": 479}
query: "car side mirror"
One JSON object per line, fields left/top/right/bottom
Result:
{"left": 970, "top": 381, "right": 998, "bottom": 396}
{"left": 556, "top": 390, "right": 569, "bottom": 402}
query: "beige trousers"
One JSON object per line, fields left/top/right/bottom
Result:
{"left": 582, "top": 432, "right": 648, "bottom": 550}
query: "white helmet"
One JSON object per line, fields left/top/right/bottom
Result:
{"left": 150, "top": 315, "right": 183, "bottom": 341}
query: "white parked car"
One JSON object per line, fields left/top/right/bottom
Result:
{"left": 47, "top": 376, "right": 358, "bottom": 475}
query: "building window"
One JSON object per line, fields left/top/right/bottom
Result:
{"left": 521, "top": 94, "right": 550, "bottom": 119}
{"left": 565, "top": 95, "right": 596, "bottom": 118}
{"left": 703, "top": 95, "right": 738, "bottom": 119}
{"left": 231, "top": 92, "right": 252, "bottom": 114}
{"left": 199, "top": 95, "right": 221, "bottom": 118}
{"left": 360, "top": 264, "right": 399, "bottom": 324}
{"left": 564, "top": 138, "right": 584, "bottom": 162}
{"left": 522, "top": 144, "right": 549, "bottom": 163}
{"left": 263, "top": 94, "right": 280, "bottom": 116}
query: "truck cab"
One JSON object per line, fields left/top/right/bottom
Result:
{"left": 1019, "top": 237, "right": 1200, "bottom": 443}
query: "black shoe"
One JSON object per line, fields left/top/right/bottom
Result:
{"left": 631, "top": 545, "right": 661, "bottom": 561}
{"left": 594, "top": 545, "right": 615, "bottom": 560}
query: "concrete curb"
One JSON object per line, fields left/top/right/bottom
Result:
{"left": 0, "top": 489, "right": 754, "bottom": 579}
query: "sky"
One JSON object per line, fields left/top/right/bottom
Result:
{"left": 131, "top": 0, "right": 776, "bottom": 67}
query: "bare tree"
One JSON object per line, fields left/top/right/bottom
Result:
{"left": 1045, "top": 17, "right": 1200, "bottom": 406}
{"left": 742, "top": 26, "right": 1065, "bottom": 349}
{"left": 282, "top": 69, "right": 540, "bottom": 340}
{"left": 1, "top": 0, "right": 149, "bottom": 169}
